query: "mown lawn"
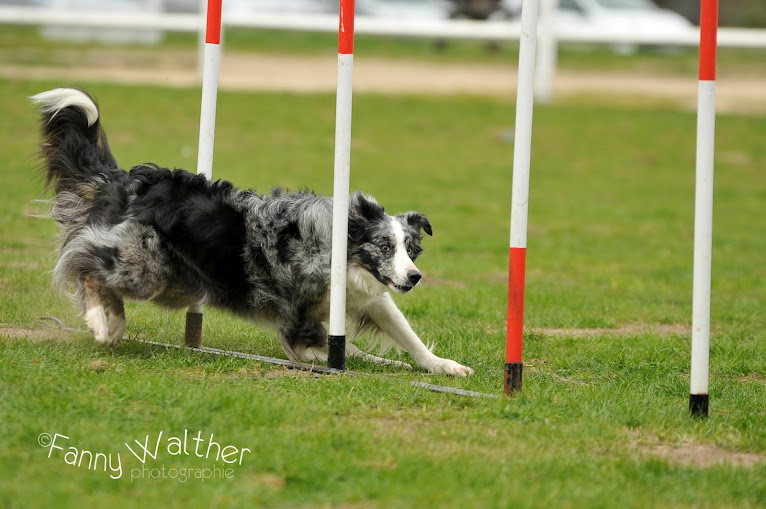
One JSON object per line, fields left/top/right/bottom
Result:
{"left": 0, "top": 77, "right": 764, "bottom": 507}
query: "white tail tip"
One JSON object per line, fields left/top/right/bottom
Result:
{"left": 29, "top": 88, "right": 99, "bottom": 127}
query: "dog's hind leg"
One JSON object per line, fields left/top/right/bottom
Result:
{"left": 277, "top": 330, "right": 301, "bottom": 362}
{"left": 278, "top": 316, "right": 328, "bottom": 363}
{"left": 282, "top": 337, "right": 413, "bottom": 369}
{"left": 101, "top": 289, "right": 126, "bottom": 344}
{"left": 291, "top": 343, "right": 329, "bottom": 363}
{"left": 81, "top": 276, "right": 111, "bottom": 345}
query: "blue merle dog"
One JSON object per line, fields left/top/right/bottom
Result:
{"left": 30, "top": 88, "right": 472, "bottom": 375}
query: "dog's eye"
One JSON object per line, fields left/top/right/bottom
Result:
{"left": 380, "top": 244, "right": 392, "bottom": 253}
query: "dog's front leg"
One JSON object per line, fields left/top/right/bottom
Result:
{"left": 365, "top": 295, "right": 473, "bottom": 376}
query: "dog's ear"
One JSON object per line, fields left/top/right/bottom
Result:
{"left": 399, "top": 211, "right": 433, "bottom": 237}
{"left": 348, "top": 192, "right": 386, "bottom": 242}
{"left": 349, "top": 191, "right": 385, "bottom": 220}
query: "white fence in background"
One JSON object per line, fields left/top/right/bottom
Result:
{"left": 2, "top": 4, "right": 765, "bottom": 100}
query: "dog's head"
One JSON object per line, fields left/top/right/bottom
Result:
{"left": 347, "top": 192, "right": 432, "bottom": 294}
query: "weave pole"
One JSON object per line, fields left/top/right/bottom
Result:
{"left": 185, "top": 0, "right": 222, "bottom": 348}
{"left": 689, "top": 0, "right": 718, "bottom": 419}
{"left": 504, "top": 0, "right": 539, "bottom": 396}
{"left": 327, "top": 0, "right": 356, "bottom": 370}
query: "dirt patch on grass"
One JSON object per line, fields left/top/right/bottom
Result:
{"left": 626, "top": 429, "right": 766, "bottom": 468}
{"left": 249, "top": 473, "right": 288, "bottom": 491}
{"left": 3, "top": 261, "right": 49, "bottom": 270}
{"left": 530, "top": 323, "right": 689, "bottom": 338}
{"left": 646, "top": 442, "right": 765, "bottom": 469}
{"left": 355, "top": 454, "right": 399, "bottom": 471}
{"left": 0, "top": 326, "right": 74, "bottom": 341}
{"left": 525, "top": 359, "right": 591, "bottom": 385}
{"left": 3, "top": 50, "right": 766, "bottom": 114}
{"left": 173, "top": 365, "right": 319, "bottom": 380}
{"left": 89, "top": 359, "right": 109, "bottom": 373}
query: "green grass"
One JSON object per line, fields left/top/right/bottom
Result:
{"left": 1, "top": 77, "right": 764, "bottom": 508}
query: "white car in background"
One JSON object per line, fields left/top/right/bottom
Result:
{"left": 501, "top": 0, "right": 694, "bottom": 53}
{"left": 217, "top": 0, "right": 454, "bottom": 20}
{"left": 356, "top": 0, "right": 453, "bottom": 20}
{"left": 222, "top": 0, "right": 333, "bottom": 15}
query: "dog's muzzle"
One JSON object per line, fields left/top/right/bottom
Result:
{"left": 406, "top": 269, "right": 421, "bottom": 286}
{"left": 389, "top": 270, "right": 421, "bottom": 293}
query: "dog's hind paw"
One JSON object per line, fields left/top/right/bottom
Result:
{"left": 295, "top": 346, "right": 329, "bottom": 363}
{"left": 85, "top": 307, "right": 111, "bottom": 345}
{"left": 106, "top": 314, "right": 126, "bottom": 345}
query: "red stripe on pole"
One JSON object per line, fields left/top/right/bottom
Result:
{"left": 206, "top": 0, "right": 222, "bottom": 45}
{"left": 698, "top": 0, "right": 718, "bottom": 81}
{"left": 338, "top": 0, "right": 355, "bottom": 54}
{"left": 506, "top": 247, "right": 526, "bottom": 363}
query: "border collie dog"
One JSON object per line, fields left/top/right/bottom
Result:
{"left": 31, "top": 88, "right": 472, "bottom": 376}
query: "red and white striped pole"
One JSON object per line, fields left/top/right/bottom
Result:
{"left": 504, "top": 0, "right": 539, "bottom": 396}
{"left": 328, "top": 0, "right": 356, "bottom": 370}
{"left": 690, "top": 0, "right": 718, "bottom": 419}
{"left": 185, "top": 0, "right": 222, "bottom": 348}
{"left": 197, "top": 0, "right": 222, "bottom": 181}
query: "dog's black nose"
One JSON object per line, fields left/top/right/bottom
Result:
{"left": 407, "top": 270, "right": 422, "bottom": 286}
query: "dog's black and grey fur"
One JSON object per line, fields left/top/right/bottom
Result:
{"left": 31, "top": 88, "right": 472, "bottom": 375}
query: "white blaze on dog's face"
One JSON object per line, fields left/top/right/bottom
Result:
{"left": 388, "top": 218, "right": 422, "bottom": 292}
{"left": 347, "top": 193, "right": 432, "bottom": 294}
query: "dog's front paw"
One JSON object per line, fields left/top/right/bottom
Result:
{"left": 424, "top": 358, "right": 473, "bottom": 376}
{"left": 387, "top": 358, "right": 413, "bottom": 370}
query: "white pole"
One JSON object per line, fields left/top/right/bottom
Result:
{"left": 690, "top": 0, "right": 718, "bottom": 418}
{"left": 197, "top": 43, "right": 220, "bottom": 180}
{"left": 534, "top": 0, "right": 557, "bottom": 103}
{"left": 504, "top": 0, "right": 538, "bottom": 396}
{"left": 196, "top": 0, "right": 221, "bottom": 180}
{"left": 186, "top": 0, "right": 221, "bottom": 348}
{"left": 328, "top": 0, "right": 356, "bottom": 370}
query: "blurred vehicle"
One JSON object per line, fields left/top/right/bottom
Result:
{"left": 558, "top": 0, "right": 692, "bottom": 44}
{"left": 500, "top": 0, "right": 693, "bottom": 53}
{"left": 0, "top": 0, "right": 46, "bottom": 5}
{"left": 222, "top": 0, "right": 333, "bottom": 15}
{"left": 449, "top": 0, "right": 512, "bottom": 20}
{"left": 40, "top": 0, "right": 164, "bottom": 44}
{"left": 206, "top": 0, "right": 453, "bottom": 20}
{"left": 356, "top": 0, "right": 453, "bottom": 20}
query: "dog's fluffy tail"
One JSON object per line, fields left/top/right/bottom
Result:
{"left": 30, "top": 88, "right": 118, "bottom": 193}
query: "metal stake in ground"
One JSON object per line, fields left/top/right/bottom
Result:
{"left": 327, "top": 0, "right": 356, "bottom": 370}
{"left": 504, "top": 0, "right": 539, "bottom": 397}
{"left": 690, "top": 0, "right": 718, "bottom": 419}
{"left": 186, "top": 0, "right": 222, "bottom": 348}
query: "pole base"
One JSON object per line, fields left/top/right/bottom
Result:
{"left": 328, "top": 335, "right": 346, "bottom": 371}
{"left": 185, "top": 312, "right": 203, "bottom": 348}
{"left": 504, "top": 362, "right": 523, "bottom": 396}
{"left": 689, "top": 393, "right": 709, "bottom": 419}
